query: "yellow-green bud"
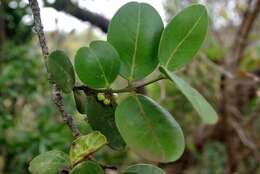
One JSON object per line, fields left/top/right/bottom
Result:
{"left": 97, "top": 93, "right": 105, "bottom": 101}
{"left": 103, "top": 98, "right": 111, "bottom": 105}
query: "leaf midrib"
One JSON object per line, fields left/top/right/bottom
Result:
{"left": 134, "top": 96, "right": 165, "bottom": 159}
{"left": 165, "top": 11, "right": 205, "bottom": 68}
{"left": 129, "top": 5, "right": 141, "bottom": 82}
{"left": 89, "top": 48, "right": 110, "bottom": 87}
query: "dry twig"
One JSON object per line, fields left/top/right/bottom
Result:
{"left": 29, "top": 0, "right": 81, "bottom": 138}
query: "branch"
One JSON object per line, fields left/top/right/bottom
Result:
{"left": 29, "top": 0, "right": 81, "bottom": 138}
{"left": 45, "top": 0, "right": 109, "bottom": 33}
{"left": 74, "top": 76, "right": 166, "bottom": 94}
{"left": 228, "top": 0, "right": 260, "bottom": 68}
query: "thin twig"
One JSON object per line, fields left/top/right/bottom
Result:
{"left": 229, "top": 0, "right": 260, "bottom": 68}
{"left": 29, "top": 0, "right": 81, "bottom": 138}
{"left": 199, "top": 52, "right": 260, "bottom": 84}
{"left": 74, "top": 76, "right": 166, "bottom": 94}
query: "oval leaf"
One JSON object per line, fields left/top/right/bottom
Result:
{"left": 159, "top": 4, "right": 208, "bottom": 71}
{"left": 160, "top": 66, "right": 218, "bottom": 124}
{"left": 73, "top": 90, "right": 88, "bottom": 114}
{"left": 108, "top": 2, "right": 164, "bottom": 81}
{"left": 70, "top": 161, "right": 103, "bottom": 174}
{"left": 115, "top": 94, "right": 185, "bottom": 162}
{"left": 75, "top": 41, "right": 120, "bottom": 88}
{"left": 48, "top": 50, "right": 75, "bottom": 93}
{"left": 86, "top": 96, "right": 126, "bottom": 150}
{"left": 123, "top": 164, "right": 166, "bottom": 174}
{"left": 69, "top": 131, "right": 107, "bottom": 166}
{"left": 29, "top": 150, "right": 70, "bottom": 174}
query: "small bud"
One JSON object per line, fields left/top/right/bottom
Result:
{"left": 103, "top": 98, "right": 111, "bottom": 105}
{"left": 97, "top": 93, "right": 105, "bottom": 101}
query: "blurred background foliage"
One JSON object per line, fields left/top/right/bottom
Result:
{"left": 0, "top": 0, "right": 260, "bottom": 174}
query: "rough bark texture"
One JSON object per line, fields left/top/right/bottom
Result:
{"left": 29, "top": 0, "right": 81, "bottom": 138}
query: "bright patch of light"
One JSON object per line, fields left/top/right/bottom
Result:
{"left": 38, "top": 0, "right": 165, "bottom": 32}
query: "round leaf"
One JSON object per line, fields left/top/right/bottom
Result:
{"left": 75, "top": 41, "right": 120, "bottom": 88}
{"left": 70, "top": 161, "right": 103, "bottom": 174}
{"left": 108, "top": 2, "right": 164, "bottom": 81}
{"left": 123, "top": 164, "right": 166, "bottom": 174}
{"left": 115, "top": 94, "right": 185, "bottom": 162}
{"left": 29, "top": 150, "right": 70, "bottom": 174}
{"left": 159, "top": 4, "right": 208, "bottom": 71}
{"left": 48, "top": 50, "right": 75, "bottom": 93}
{"left": 86, "top": 96, "right": 126, "bottom": 150}
{"left": 69, "top": 131, "right": 107, "bottom": 166}
{"left": 160, "top": 66, "right": 218, "bottom": 124}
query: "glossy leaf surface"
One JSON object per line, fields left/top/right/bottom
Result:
{"left": 160, "top": 66, "right": 218, "bottom": 124}
{"left": 69, "top": 131, "right": 107, "bottom": 166}
{"left": 115, "top": 94, "right": 185, "bottom": 162}
{"left": 159, "top": 4, "right": 208, "bottom": 71}
{"left": 108, "top": 2, "right": 164, "bottom": 81}
{"left": 48, "top": 50, "right": 75, "bottom": 93}
{"left": 86, "top": 96, "right": 126, "bottom": 150}
{"left": 29, "top": 150, "right": 70, "bottom": 174}
{"left": 75, "top": 41, "right": 120, "bottom": 88}
{"left": 70, "top": 161, "right": 103, "bottom": 174}
{"left": 123, "top": 164, "right": 166, "bottom": 174}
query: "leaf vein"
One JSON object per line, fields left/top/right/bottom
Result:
{"left": 165, "top": 11, "right": 205, "bottom": 68}
{"left": 129, "top": 5, "right": 141, "bottom": 82}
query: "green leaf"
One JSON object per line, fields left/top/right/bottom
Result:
{"left": 123, "top": 164, "right": 166, "bottom": 174}
{"left": 75, "top": 41, "right": 120, "bottom": 89}
{"left": 86, "top": 96, "right": 126, "bottom": 150}
{"left": 115, "top": 94, "right": 185, "bottom": 162}
{"left": 69, "top": 131, "right": 107, "bottom": 166}
{"left": 158, "top": 4, "right": 208, "bottom": 71}
{"left": 108, "top": 2, "right": 164, "bottom": 82}
{"left": 73, "top": 90, "right": 87, "bottom": 114}
{"left": 29, "top": 150, "right": 70, "bottom": 174}
{"left": 70, "top": 161, "right": 103, "bottom": 174}
{"left": 48, "top": 50, "right": 75, "bottom": 93}
{"left": 160, "top": 66, "right": 218, "bottom": 124}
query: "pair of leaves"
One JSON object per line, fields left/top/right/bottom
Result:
{"left": 48, "top": 41, "right": 120, "bottom": 90}
{"left": 122, "top": 164, "right": 166, "bottom": 174}
{"left": 29, "top": 132, "right": 107, "bottom": 174}
{"left": 115, "top": 94, "right": 184, "bottom": 162}
{"left": 108, "top": 3, "right": 208, "bottom": 81}
{"left": 75, "top": 2, "right": 164, "bottom": 84}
